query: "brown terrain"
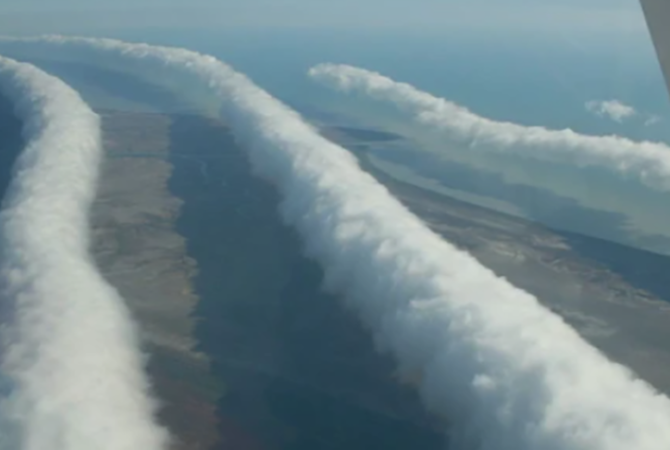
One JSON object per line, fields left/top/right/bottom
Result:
{"left": 85, "top": 109, "right": 670, "bottom": 450}
{"left": 91, "top": 111, "right": 221, "bottom": 450}
{"left": 90, "top": 110, "right": 445, "bottom": 450}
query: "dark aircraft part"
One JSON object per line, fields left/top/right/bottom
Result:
{"left": 641, "top": 0, "right": 670, "bottom": 96}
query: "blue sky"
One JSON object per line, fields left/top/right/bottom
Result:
{"left": 0, "top": 0, "right": 649, "bottom": 37}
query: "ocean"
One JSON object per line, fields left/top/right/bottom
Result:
{"left": 53, "top": 26, "right": 670, "bottom": 252}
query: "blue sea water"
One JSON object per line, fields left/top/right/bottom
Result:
{"left": 117, "top": 27, "right": 670, "bottom": 140}
{"left": 108, "top": 27, "right": 670, "bottom": 253}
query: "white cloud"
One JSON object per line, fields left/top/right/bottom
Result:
{"left": 0, "top": 56, "right": 168, "bottom": 450}
{"left": 4, "top": 36, "right": 670, "bottom": 450}
{"left": 585, "top": 99, "right": 637, "bottom": 122}
{"left": 310, "top": 63, "right": 670, "bottom": 191}
{"left": 645, "top": 114, "right": 662, "bottom": 126}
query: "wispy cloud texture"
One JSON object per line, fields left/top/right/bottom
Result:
{"left": 309, "top": 64, "right": 670, "bottom": 190}
{"left": 0, "top": 55, "right": 168, "bottom": 450}
{"left": 584, "top": 99, "right": 662, "bottom": 127}
{"left": 585, "top": 99, "right": 637, "bottom": 122}
{"left": 4, "top": 36, "right": 670, "bottom": 450}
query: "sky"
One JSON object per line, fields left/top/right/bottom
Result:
{"left": 0, "top": 0, "right": 649, "bottom": 37}
{"left": 4, "top": 34, "right": 670, "bottom": 450}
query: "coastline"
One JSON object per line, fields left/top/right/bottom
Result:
{"left": 328, "top": 125, "right": 670, "bottom": 396}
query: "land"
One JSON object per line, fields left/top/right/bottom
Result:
{"left": 88, "top": 110, "right": 670, "bottom": 450}
{"left": 325, "top": 125, "right": 670, "bottom": 395}
{"left": 0, "top": 90, "right": 23, "bottom": 198}
{"left": 166, "top": 114, "right": 444, "bottom": 450}
{"left": 91, "top": 111, "right": 221, "bottom": 450}
{"left": 5, "top": 54, "right": 670, "bottom": 449}
{"left": 4, "top": 103, "right": 657, "bottom": 450}
{"left": 91, "top": 111, "right": 444, "bottom": 450}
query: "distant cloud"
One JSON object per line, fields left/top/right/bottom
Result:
{"left": 309, "top": 63, "right": 670, "bottom": 191}
{"left": 585, "top": 100, "right": 663, "bottom": 126}
{"left": 9, "top": 36, "right": 670, "bottom": 450}
{"left": 585, "top": 99, "right": 637, "bottom": 122}
{"left": 645, "top": 114, "right": 662, "bottom": 126}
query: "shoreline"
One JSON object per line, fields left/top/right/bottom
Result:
{"left": 327, "top": 126, "right": 670, "bottom": 396}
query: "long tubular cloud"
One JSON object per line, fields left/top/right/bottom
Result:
{"left": 6, "top": 36, "right": 670, "bottom": 450}
{"left": 0, "top": 56, "right": 169, "bottom": 450}
{"left": 308, "top": 63, "right": 670, "bottom": 191}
